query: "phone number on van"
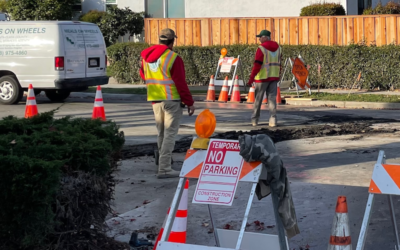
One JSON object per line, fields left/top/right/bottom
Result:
{"left": 0, "top": 51, "right": 28, "bottom": 56}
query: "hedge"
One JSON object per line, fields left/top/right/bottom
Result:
{"left": 107, "top": 42, "right": 400, "bottom": 90}
{"left": 363, "top": 1, "right": 400, "bottom": 15}
{"left": 0, "top": 111, "right": 125, "bottom": 249}
{"left": 300, "top": 2, "right": 346, "bottom": 16}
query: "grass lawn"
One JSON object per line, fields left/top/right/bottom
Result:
{"left": 285, "top": 92, "right": 400, "bottom": 103}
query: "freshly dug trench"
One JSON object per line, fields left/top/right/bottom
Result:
{"left": 121, "top": 117, "right": 398, "bottom": 159}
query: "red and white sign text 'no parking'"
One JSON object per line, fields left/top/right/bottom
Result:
{"left": 192, "top": 139, "right": 244, "bottom": 206}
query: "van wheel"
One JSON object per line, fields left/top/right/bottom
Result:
{"left": 45, "top": 90, "right": 71, "bottom": 102}
{"left": 0, "top": 76, "right": 23, "bottom": 105}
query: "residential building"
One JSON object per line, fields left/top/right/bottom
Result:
{"left": 75, "top": 0, "right": 394, "bottom": 19}
{"left": 105, "top": 0, "right": 391, "bottom": 18}
{"left": 74, "top": 0, "right": 144, "bottom": 19}
{"left": 74, "top": 0, "right": 145, "bottom": 42}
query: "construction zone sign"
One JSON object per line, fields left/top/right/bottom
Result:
{"left": 192, "top": 139, "right": 244, "bottom": 206}
{"left": 291, "top": 57, "right": 310, "bottom": 90}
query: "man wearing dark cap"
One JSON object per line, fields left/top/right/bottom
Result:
{"left": 140, "top": 28, "right": 195, "bottom": 179}
{"left": 247, "top": 30, "right": 282, "bottom": 127}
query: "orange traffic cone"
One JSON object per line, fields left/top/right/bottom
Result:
{"left": 205, "top": 75, "right": 215, "bottom": 102}
{"left": 169, "top": 179, "right": 189, "bottom": 243}
{"left": 229, "top": 76, "right": 241, "bottom": 103}
{"left": 154, "top": 180, "right": 189, "bottom": 249}
{"left": 328, "top": 196, "right": 352, "bottom": 250}
{"left": 92, "top": 86, "right": 106, "bottom": 121}
{"left": 25, "top": 84, "right": 38, "bottom": 118}
{"left": 262, "top": 92, "right": 268, "bottom": 104}
{"left": 247, "top": 86, "right": 255, "bottom": 103}
{"left": 217, "top": 76, "right": 229, "bottom": 103}
{"left": 276, "top": 82, "right": 282, "bottom": 104}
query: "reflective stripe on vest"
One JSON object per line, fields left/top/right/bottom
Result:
{"left": 144, "top": 49, "right": 180, "bottom": 101}
{"left": 255, "top": 46, "right": 281, "bottom": 80}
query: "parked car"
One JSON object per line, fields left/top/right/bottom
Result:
{"left": 0, "top": 13, "right": 9, "bottom": 21}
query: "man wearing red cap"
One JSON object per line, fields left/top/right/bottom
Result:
{"left": 140, "top": 28, "right": 195, "bottom": 179}
{"left": 247, "top": 30, "right": 282, "bottom": 127}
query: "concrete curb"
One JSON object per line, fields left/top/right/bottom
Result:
{"left": 69, "top": 92, "right": 400, "bottom": 110}
{"left": 285, "top": 99, "right": 400, "bottom": 110}
{"left": 69, "top": 92, "right": 207, "bottom": 102}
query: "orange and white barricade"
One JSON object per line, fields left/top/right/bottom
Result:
{"left": 156, "top": 136, "right": 290, "bottom": 250}
{"left": 356, "top": 150, "right": 400, "bottom": 250}
{"left": 213, "top": 49, "right": 247, "bottom": 96}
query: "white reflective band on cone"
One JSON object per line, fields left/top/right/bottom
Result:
{"left": 208, "top": 86, "right": 215, "bottom": 90}
{"left": 178, "top": 190, "right": 188, "bottom": 211}
{"left": 27, "top": 99, "right": 37, "bottom": 105}
{"left": 96, "top": 90, "right": 103, "bottom": 99}
{"left": 171, "top": 217, "right": 187, "bottom": 232}
{"left": 331, "top": 213, "right": 350, "bottom": 237}
{"left": 28, "top": 89, "right": 35, "bottom": 97}
{"left": 94, "top": 101, "right": 104, "bottom": 107}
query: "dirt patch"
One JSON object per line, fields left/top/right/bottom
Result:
{"left": 121, "top": 115, "right": 398, "bottom": 159}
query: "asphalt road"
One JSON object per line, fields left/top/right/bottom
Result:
{"left": 2, "top": 93, "right": 400, "bottom": 146}
{"left": 3, "top": 94, "right": 400, "bottom": 249}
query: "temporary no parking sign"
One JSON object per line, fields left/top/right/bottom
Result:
{"left": 192, "top": 139, "right": 244, "bottom": 206}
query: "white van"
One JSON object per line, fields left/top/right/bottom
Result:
{"left": 0, "top": 21, "right": 109, "bottom": 104}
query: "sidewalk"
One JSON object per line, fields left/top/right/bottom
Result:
{"left": 106, "top": 77, "right": 400, "bottom": 95}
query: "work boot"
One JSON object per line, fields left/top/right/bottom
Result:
{"left": 269, "top": 116, "right": 277, "bottom": 127}
{"left": 251, "top": 119, "right": 258, "bottom": 127}
{"left": 157, "top": 169, "right": 180, "bottom": 179}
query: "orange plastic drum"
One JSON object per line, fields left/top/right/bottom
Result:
{"left": 195, "top": 109, "right": 216, "bottom": 138}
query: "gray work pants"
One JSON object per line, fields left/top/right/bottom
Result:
{"left": 152, "top": 101, "right": 182, "bottom": 173}
{"left": 251, "top": 81, "right": 278, "bottom": 124}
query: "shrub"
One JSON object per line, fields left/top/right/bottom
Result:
{"left": 79, "top": 9, "right": 106, "bottom": 24}
{"left": 0, "top": 111, "right": 125, "bottom": 249}
{"left": 107, "top": 42, "right": 400, "bottom": 91}
{"left": 0, "top": 0, "right": 8, "bottom": 13}
{"left": 300, "top": 2, "right": 346, "bottom": 16}
{"left": 0, "top": 156, "right": 61, "bottom": 247}
{"left": 99, "top": 6, "right": 144, "bottom": 46}
{"left": 363, "top": 1, "right": 400, "bottom": 14}
{"left": 7, "top": 0, "right": 73, "bottom": 21}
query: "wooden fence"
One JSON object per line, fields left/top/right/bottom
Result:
{"left": 144, "top": 15, "right": 400, "bottom": 47}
